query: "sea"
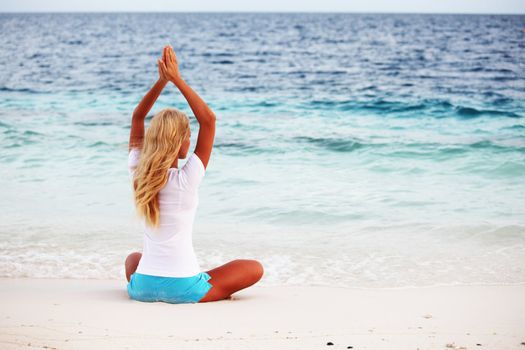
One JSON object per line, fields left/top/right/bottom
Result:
{"left": 0, "top": 13, "right": 524, "bottom": 288}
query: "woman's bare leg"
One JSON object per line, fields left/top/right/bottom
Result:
{"left": 198, "top": 259, "right": 264, "bottom": 302}
{"left": 125, "top": 252, "right": 142, "bottom": 282}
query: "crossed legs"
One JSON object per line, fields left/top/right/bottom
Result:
{"left": 198, "top": 259, "right": 264, "bottom": 302}
{"left": 124, "top": 252, "right": 264, "bottom": 302}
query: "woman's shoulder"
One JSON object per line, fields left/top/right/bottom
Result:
{"left": 186, "top": 152, "right": 205, "bottom": 171}
{"left": 171, "top": 153, "right": 206, "bottom": 189}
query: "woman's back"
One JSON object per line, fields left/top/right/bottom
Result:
{"left": 128, "top": 148, "right": 206, "bottom": 277}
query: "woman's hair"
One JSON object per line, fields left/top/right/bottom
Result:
{"left": 133, "top": 108, "right": 190, "bottom": 228}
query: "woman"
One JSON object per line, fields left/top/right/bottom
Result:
{"left": 124, "top": 45, "right": 264, "bottom": 303}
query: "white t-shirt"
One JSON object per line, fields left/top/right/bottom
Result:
{"left": 128, "top": 148, "right": 206, "bottom": 277}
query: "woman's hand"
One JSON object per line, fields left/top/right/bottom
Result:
{"left": 158, "top": 45, "right": 182, "bottom": 83}
{"left": 157, "top": 47, "right": 169, "bottom": 83}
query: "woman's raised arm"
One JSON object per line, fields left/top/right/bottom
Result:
{"left": 159, "top": 46, "right": 216, "bottom": 169}
{"left": 128, "top": 49, "right": 169, "bottom": 152}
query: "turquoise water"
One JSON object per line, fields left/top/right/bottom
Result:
{"left": 0, "top": 13, "right": 524, "bottom": 287}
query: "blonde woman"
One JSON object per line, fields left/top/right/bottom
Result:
{"left": 124, "top": 45, "right": 264, "bottom": 303}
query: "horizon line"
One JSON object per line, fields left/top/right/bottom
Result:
{"left": 1, "top": 10, "right": 524, "bottom": 15}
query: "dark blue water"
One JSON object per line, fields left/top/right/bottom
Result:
{"left": 0, "top": 14, "right": 524, "bottom": 108}
{"left": 0, "top": 13, "right": 524, "bottom": 286}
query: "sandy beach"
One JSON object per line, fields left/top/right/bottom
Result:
{"left": 1, "top": 278, "right": 524, "bottom": 349}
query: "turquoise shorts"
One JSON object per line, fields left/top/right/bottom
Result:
{"left": 127, "top": 272, "right": 213, "bottom": 304}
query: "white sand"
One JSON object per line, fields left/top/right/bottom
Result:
{"left": 0, "top": 278, "right": 524, "bottom": 349}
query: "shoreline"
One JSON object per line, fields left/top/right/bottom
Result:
{"left": 1, "top": 278, "right": 524, "bottom": 349}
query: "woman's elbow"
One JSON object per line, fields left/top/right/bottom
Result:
{"left": 131, "top": 110, "right": 144, "bottom": 121}
{"left": 202, "top": 112, "right": 216, "bottom": 125}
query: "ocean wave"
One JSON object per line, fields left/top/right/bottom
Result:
{"left": 201, "top": 52, "right": 235, "bottom": 57}
{"left": 302, "top": 99, "right": 522, "bottom": 119}
{"left": 214, "top": 141, "right": 283, "bottom": 154}
{"left": 487, "top": 161, "right": 525, "bottom": 177}
{"left": 502, "top": 125, "right": 525, "bottom": 131}
{"left": 293, "top": 136, "right": 366, "bottom": 153}
{"left": 246, "top": 101, "right": 280, "bottom": 108}
{"left": 0, "top": 121, "right": 11, "bottom": 128}
{"left": 455, "top": 107, "right": 521, "bottom": 119}
{"left": 74, "top": 121, "right": 115, "bottom": 127}
{"left": 0, "top": 86, "right": 42, "bottom": 94}
{"left": 2, "top": 223, "right": 524, "bottom": 287}
{"left": 293, "top": 136, "right": 525, "bottom": 155}
{"left": 211, "top": 60, "right": 235, "bottom": 65}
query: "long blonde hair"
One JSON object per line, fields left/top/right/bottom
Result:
{"left": 133, "top": 108, "right": 190, "bottom": 228}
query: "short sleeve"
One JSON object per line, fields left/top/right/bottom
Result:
{"left": 180, "top": 153, "right": 206, "bottom": 189}
{"left": 128, "top": 148, "right": 141, "bottom": 176}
